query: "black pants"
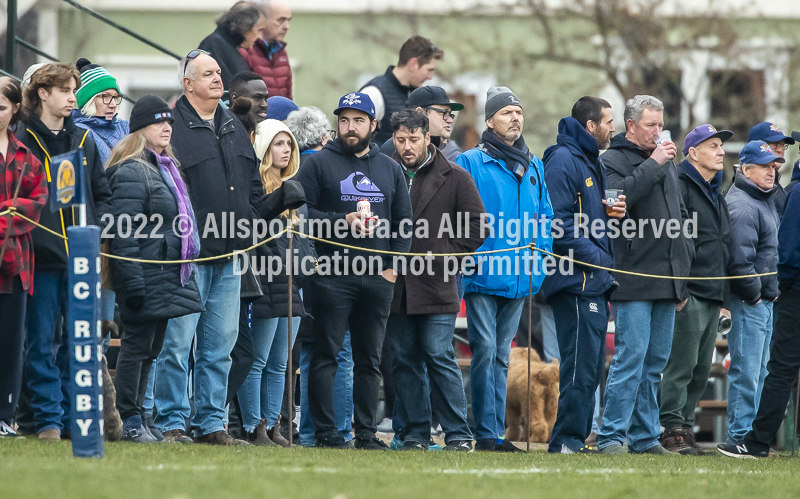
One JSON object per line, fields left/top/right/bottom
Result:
{"left": 0, "top": 277, "right": 27, "bottom": 422}
{"left": 308, "top": 273, "right": 394, "bottom": 440}
{"left": 379, "top": 336, "right": 396, "bottom": 417}
{"left": 225, "top": 302, "right": 256, "bottom": 407}
{"left": 745, "top": 288, "right": 800, "bottom": 453}
{"left": 115, "top": 318, "right": 168, "bottom": 420}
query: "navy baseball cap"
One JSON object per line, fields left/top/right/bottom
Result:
{"left": 792, "top": 131, "right": 800, "bottom": 144}
{"left": 682, "top": 124, "right": 733, "bottom": 156}
{"left": 334, "top": 92, "right": 375, "bottom": 118}
{"left": 406, "top": 86, "right": 464, "bottom": 111}
{"left": 747, "top": 122, "right": 796, "bottom": 145}
{"left": 738, "top": 140, "right": 786, "bottom": 166}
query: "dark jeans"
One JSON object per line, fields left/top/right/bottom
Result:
{"left": 0, "top": 277, "right": 27, "bottom": 422}
{"left": 115, "top": 318, "right": 168, "bottom": 420}
{"left": 659, "top": 295, "right": 719, "bottom": 429}
{"left": 226, "top": 302, "right": 256, "bottom": 407}
{"left": 388, "top": 312, "right": 472, "bottom": 445}
{"left": 308, "top": 273, "right": 394, "bottom": 440}
{"left": 547, "top": 292, "right": 608, "bottom": 453}
{"left": 745, "top": 288, "right": 800, "bottom": 452}
{"left": 25, "top": 270, "right": 68, "bottom": 434}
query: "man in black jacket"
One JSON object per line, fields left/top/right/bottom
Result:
{"left": 659, "top": 124, "right": 732, "bottom": 455}
{"left": 153, "top": 51, "right": 261, "bottom": 446}
{"left": 297, "top": 92, "right": 412, "bottom": 450}
{"left": 17, "top": 63, "right": 113, "bottom": 441}
{"left": 386, "top": 110, "right": 485, "bottom": 451}
{"left": 360, "top": 36, "right": 443, "bottom": 144}
{"left": 542, "top": 97, "right": 625, "bottom": 454}
{"left": 597, "top": 95, "right": 694, "bottom": 455}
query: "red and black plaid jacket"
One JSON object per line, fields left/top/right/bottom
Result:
{"left": 1, "top": 131, "right": 48, "bottom": 295}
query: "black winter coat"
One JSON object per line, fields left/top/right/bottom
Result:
{"left": 170, "top": 96, "right": 261, "bottom": 260}
{"left": 251, "top": 205, "right": 310, "bottom": 319}
{"left": 726, "top": 174, "right": 780, "bottom": 304}
{"left": 198, "top": 25, "right": 251, "bottom": 90}
{"left": 677, "top": 161, "right": 730, "bottom": 303}
{"left": 16, "top": 114, "right": 113, "bottom": 270}
{"left": 106, "top": 153, "right": 203, "bottom": 322}
{"left": 602, "top": 133, "right": 694, "bottom": 302}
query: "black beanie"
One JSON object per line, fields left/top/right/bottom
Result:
{"left": 130, "top": 95, "right": 174, "bottom": 133}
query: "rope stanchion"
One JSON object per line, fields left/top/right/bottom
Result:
{"left": 793, "top": 368, "right": 800, "bottom": 458}
{"left": 526, "top": 243, "right": 534, "bottom": 453}
{"left": 286, "top": 221, "right": 294, "bottom": 448}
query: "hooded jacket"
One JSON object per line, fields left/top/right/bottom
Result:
{"left": 16, "top": 113, "right": 113, "bottom": 270}
{"left": 541, "top": 117, "right": 616, "bottom": 299}
{"left": 726, "top": 174, "right": 779, "bottom": 304}
{"left": 240, "top": 39, "right": 292, "bottom": 99}
{"left": 455, "top": 138, "right": 554, "bottom": 299}
{"left": 390, "top": 144, "right": 486, "bottom": 315}
{"left": 785, "top": 160, "right": 800, "bottom": 199}
{"left": 677, "top": 160, "right": 730, "bottom": 303}
{"left": 779, "top": 186, "right": 800, "bottom": 292}
{"left": 601, "top": 133, "right": 694, "bottom": 302}
{"left": 198, "top": 25, "right": 251, "bottom": 89}
{"left": 170, "top": 95, "right": 261, "bottom": 260}
{"left": 295, "top": 139, "right": 412, "bottom": 274}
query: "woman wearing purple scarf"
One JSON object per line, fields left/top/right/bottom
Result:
{"left": 105, "top": 95, "right": 203, "bottom": 442}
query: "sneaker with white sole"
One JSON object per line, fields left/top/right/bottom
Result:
{"left": 0, "top": 421, "right": 19, "bottom": 437}
{"left": 717, "top": 442, "right": 767, "bottom": 459}
{"left": 376, "top": 418, "right": 394, "bottom": 433}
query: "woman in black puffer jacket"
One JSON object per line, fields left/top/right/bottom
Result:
{"left": 238, "top": 119, "right": 312, "bottom": 447}
{"left": 106, "top": 96, "right": 203, "bottom": 442}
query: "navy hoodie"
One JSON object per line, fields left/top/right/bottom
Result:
{"left": 296, "top": 139, "right": 412, "bottom": 274}
{"left": 778, "top": 183, "right": 800, "bottom": 291}
{"left": 541, "top": 117, "right": 616, "bottom": 298}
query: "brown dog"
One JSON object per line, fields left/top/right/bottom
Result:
{"left": 505, "top": 347, "right": 559, "bottom": 443}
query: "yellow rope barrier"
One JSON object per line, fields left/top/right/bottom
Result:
{"left": 0, "top": 210, "right": 780, "bottom": 279}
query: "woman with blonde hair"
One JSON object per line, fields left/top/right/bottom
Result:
{"left": 105, "top": 95, "right": 202, "bottom": 442}
{"left": 238, "top": 118, "right": 313, "bottom": 446}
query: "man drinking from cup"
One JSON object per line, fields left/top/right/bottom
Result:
{"left": 596, "top": 95, "right": 695, "bottom": 455}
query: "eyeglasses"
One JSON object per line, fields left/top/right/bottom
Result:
{"left": 424, "top": 107, "right": 456, "bottom": 121}
{"left": 98, "top": 93, "right": 123, "bottom": 105}
{"left": 328, "top": 129, "right": 337, "bottom": 139}
{"left": 183, "top": 49, "right": 210, "bottom": 77}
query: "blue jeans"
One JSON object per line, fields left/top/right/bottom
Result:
{"left": 154, "top": 262, "right": 241, "bottom": 436}
{"left": 25, "top": 270, "right": 68, "bottom": 434}
{"left": 237, "top": 317, "right": 300, "bottom": 432}
{"left": 143, "top": 361, "right": 156, "bottom": 416}
{"left": 389, "top": 312, "right": 472, "bottom": 445}
{"left": 465, "top": 293, "right": 525, "bottom": 440}
{"left": 598, "top": 300, "right": 675, "bottom": 452}
{"left": 299, "top": 334, "right": 354, "bottom": 447}
{"left": 727, "top": 299, "right": 773, "bottom": 444}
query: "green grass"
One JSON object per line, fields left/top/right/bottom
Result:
{"left": 2, "top": 439, "right": 800, "bottom": 499}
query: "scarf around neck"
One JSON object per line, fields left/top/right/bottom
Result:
{"left": 151, "top": 149, "right": 200, "bottom": 285}
{"left": 479, "top": 128, "right": 532, "bottom": 180}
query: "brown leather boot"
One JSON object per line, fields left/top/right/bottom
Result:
{"left": 247, "top": 419, "right": 279, "bottom": 447}
{"left": 268, "top": 425, "right": 290, "bottom": 447}
{"left": 197, "top": 430, "right": 249, "bottom": 446}
{"left": 38, "top": 428, "right": 61, "bottom": 441}
{"left": 660, "top": 427, "right": 695, "bottom": 455}
{"left": 102, "top": 355, "right": 123, "bottom": 442}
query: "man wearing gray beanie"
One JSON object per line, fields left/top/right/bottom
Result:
{"left": 454, "top": 86, "right": 554, "bottom": 452}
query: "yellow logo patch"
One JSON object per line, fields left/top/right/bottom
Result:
{"left": 56, "top": 159, "right": 76, "bottom": 204}
{"left": 585, "top": 177, "right": 594, "bottom": 187}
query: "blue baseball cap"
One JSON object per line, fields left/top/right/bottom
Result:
{"left": 682, "top": 124, "right": 733, "bottom": 156}
{"left": 738, "top": 140, "right": 786, "bottom": 166}
{"left": 747, "top": 122, "right": 796, "bottom": 145}
{"left": 334, "top": 92, "right": 375, "bottom": 118}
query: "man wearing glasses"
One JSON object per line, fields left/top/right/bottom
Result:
{"left": 153, "top": 50, "right": 261, "bottom": 446}
{"left": 380, "top": 86, "right": 464, "bottom": 162}
{"left": 361, "top": 36, "right": 444, "bottom": 145}
{"left": 746, "top": 122, "right": 795, "bottom": 216}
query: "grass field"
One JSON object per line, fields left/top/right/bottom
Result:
{"left": 2, "top": 438, "right": 800, "bottom": 499}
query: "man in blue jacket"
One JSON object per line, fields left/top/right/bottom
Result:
{"left": 718, "top": 172, "right": 800, "bottom": 459}
{"left": 541, "top": 96, "right": 626, "bottom": 454}
{"left": 456, "top": 86, "right": 553, "bottom": 452}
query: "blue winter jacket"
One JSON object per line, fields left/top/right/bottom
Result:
{"left": 779, "top": 186, "right": 800, "bottom": 292}
{"left": 455, "top": 143, "right": 553, "bottom": 299}
{"left": 540, "top": 117, "right": 616, "bottom": 299}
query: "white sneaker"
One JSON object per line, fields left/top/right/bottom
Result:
{"left": 376, "top": 418, "right": 394, "bottom": 433}
{"left": 0, "top": 421, "right": 19, "bottom": 437}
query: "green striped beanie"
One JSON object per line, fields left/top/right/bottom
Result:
{"left": 75, "top": 58, "right": 120, "bottom": 108}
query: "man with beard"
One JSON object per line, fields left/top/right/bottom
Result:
{"left": 455, "top": 86, "right": 554, "bottom": 452}
{"left": 659, "top": 124, "right": 732, "bottom": 455}
{"left": 541, "top": 96, "right": 625, "bottom": 454}
{"left": 297, "top": 92, "right": 412, "bottom": 450}
{"left": 229, "top": 71, "right": 269, "bottom": 122}
{"left": 386, "top": 109, "right": 485, "bottom": 451}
